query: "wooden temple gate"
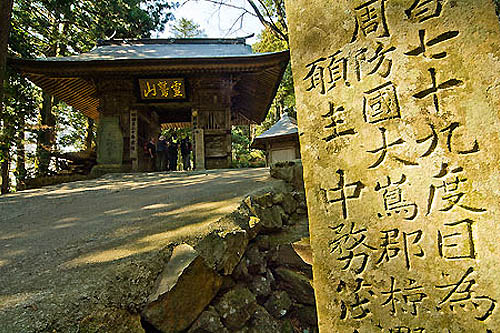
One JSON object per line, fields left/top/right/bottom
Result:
{"left": 9, "top": 38, "right": 289, "bottom": 174}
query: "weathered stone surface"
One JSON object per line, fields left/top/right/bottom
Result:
{"left": 280, "top": 192, "right": 298, "bottom": 215}
{"left": 291, "top": 238, "right": 313, "bottom": 266}
{"left": 285, "top": 0, "right": 500, "bottom": 331}
{"left": 249, "top": 274, "right": 272, "bottom": 298}
{"left": 247, "top": 305, "right": 281, "bottom": 333}
{"left": 142, "top": 244, "right": 223, "bottom": 332}
{"left": 274, "top": 267, "right": 315, "bottom": 305}
{"left": 215, "top": 286, "right": 257, "bottom": 330}
{"left": 245, "top": 244, "right": 268, "bottom": 274}
{"left": 268, "top": 244, "right": 312, "bottom": 273}
{"left": 196, "top": 229, "right": 249, "bottom": 275}
{"left": 79, "top": 308, "right": 145, "bottom": 333}
{"left": 264, "top": 290, "right": 293, "bottom": 319}
{"left": 187, "top": 306, "right": 228, "bottom": 333}
{"left": 270, "top": 160, "right": 305, "bottom": 191}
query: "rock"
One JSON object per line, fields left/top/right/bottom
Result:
{"left": 142, "top": 244, "right": 223, "bottom": 333}
{"left": 254, "top": 192, "right": 275, "bottom": 207}
{"left": 248, "top": 305, "right": 280, "bottom": 333}
{"left": 249, "top": 275, "right": 272, "bottom": 298}
{"left": 258, "top": 205, "right": 284, "bottom": 231}
{"left": 272, "top": 192, "right": 285, "bottom": 205}
{"left": 254, "top": 235, "right": 271, "bottom": 251}
{"left": 274, "top": 267, "right": 315, "bottom": 305}
{"left": 244, "top": 244, "right": 267, "bottom": 275}
{"left": 269, "top": 160, "right": 304, "bottom": 191}
{"left": 268, "top": 244, "right": 312, "bottom": 274}
{"left": 280, "top": 193, "right": 298, "bottom": 215}
{"left": 275, "top": 205, "right": 289, "bottom": 224}
{"left": 296, "top": 208, "right": 307, "bottom": 215}
{"left": 220, "top": 275, "right": 237, "bottom": 293}
{"left": 264, "top": 291, "right": 292, "bottom": 319}
{"left": 215, "top": 286, "right": 257, "bottom": 330}
{"left": 280, "top": 319, "right": 295, "bottom": 333}
{"left": 79, "top": 308, "right": 145, "bottom": 333}
{"left": 231, "top": 257, "right": 252, "bottom": 282}
{"left": 292, "top": 238, "right": 313, "bottom": 266}
{"left": 196, "top": 229, "right": 249, "bottom": 275}
{"left": 229, "top": 207, "right": 261, "bottom": 241}
{"left": 187, "top": 306, "right": 228, "bottom": 333}
{"left": 293, "top": 304, "right": 318, "bottom": 327}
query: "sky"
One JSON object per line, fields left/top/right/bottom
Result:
{"left": 159, "top": 0, "right": 264, "bottom": 44}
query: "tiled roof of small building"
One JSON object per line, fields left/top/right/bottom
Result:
{"left": 255, "top": 114, "right": 298, "bottom": 140}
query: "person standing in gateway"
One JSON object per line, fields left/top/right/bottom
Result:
{"left": 156, "top": 135, "right": 168, "bottom": 171}
{"left": 180, "top": 137, "right": 192, "bottom": 171}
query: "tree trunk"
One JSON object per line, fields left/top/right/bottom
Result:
{"left": 15, "top": 121, "right": 26, "bottom": 190}
{"left": 37, "top": 92, "right": 55, "bottom": 176}
{"left": 0, "top": 0, "right": 14, "bottom": 194}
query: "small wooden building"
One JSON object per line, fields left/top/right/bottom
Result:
{"left": 251, "top": 113, "right": 300, "bottom": 165}
{"left": 9, "top": 38, "right": 289, "bottom": 173}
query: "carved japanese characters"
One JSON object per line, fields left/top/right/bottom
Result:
{"left": 285, "top": 0, "right": 500, "bottom": 331}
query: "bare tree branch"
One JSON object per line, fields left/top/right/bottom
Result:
{"left": 246, "top": 0, "right": 288, "bottom": 42}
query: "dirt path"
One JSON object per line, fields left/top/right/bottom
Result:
{"left": 0, "top": 168, "right": 276, "bottom": 332}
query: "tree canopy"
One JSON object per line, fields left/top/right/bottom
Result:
{"left": 1, "top": 0, "right": 178, "bottom": 193}
{"left": 171, "top": 17, "right": 207, "bottom": 38}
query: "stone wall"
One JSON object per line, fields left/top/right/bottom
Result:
{"left": 78, "top": 161, "right": 317, "bottom": 333}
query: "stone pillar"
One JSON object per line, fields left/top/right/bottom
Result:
{"left": 91, "top": 79, "right": 134, "bottom": 176}
{"left": 286, "top": 0, "right": 500, "bottom": 332}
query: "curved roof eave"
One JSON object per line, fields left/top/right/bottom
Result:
{"left": 7, "top": 51, "right": 290, "bottom": 124}
{"left": 8, "top": 51, "right": 290, "bottom": 75}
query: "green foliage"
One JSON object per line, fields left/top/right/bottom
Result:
{"left": 170, "top": 18, "right": 207, "bottom": 38}
{"left": 54, "top": 103, "right": 92, "bottom": 151}
{"left": 252, "top": 27, "right": 295, "bottom": 136}
{"left": 10, "top": 0, "right": 178, "bottom": 58}
{"left": 2, "top": 0, "right": 178, "bottom": 192}
{"left": 231, "top": 126, "right": 265, "bottom": 168}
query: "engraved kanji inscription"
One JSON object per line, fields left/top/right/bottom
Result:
{"left": 329, "top": 222, "right": 376, "bottom": 274}
{"left": 405, "top": 0, "right": 444, "bottom": 23}
{"left": 436, "top": 267, "right": 497, "bottom": 321}
{"left": 354, "top": 42, "right": 396, "bottom": 81}
{"left": 413, "top": 68, "right": 464, "bottom": 113}
{"left": 320, "top": 170, "right": 366, "bottom": 219}
{"left": 426, "top": 163, "right": 486, "bottom": 215}
{"left": 338, "top": 278, "right": 375, "bottom": 320}
{"left": 376, "top": 229, "right": 424, "bottom": 269}
{"left": 438, "top": 219, "right": 476, "bottom": 260}
{"left": 325, "top": 51, "right": 351, "bottom": 91}
{"left": 304, "top": 57, "right": 327, "bottom": 94}
{"left": 367, "top": 128, "right": 418, "bottom": 169}
{"left": 375, "top": 175, "right": 418, "bottom": 220}
{"left": 381, "top": 277, "right": 428, "bottom": 316}
{"left": 304, "top": 52, "right": 350, "bottom": 94}
{"left": 405, "top": 30, "right": 460, "bottom": 59}
{"left": 417, "top": 123, "right": 480, "bottom": 157}
{"left": 322, "top": 102, "right": 357, "bottom": 142}
{"left": 363, "top": 82, "right": 401, "bottom": 124}
{"left": 351, "top": 0, "right": 390, "bottom": 42}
